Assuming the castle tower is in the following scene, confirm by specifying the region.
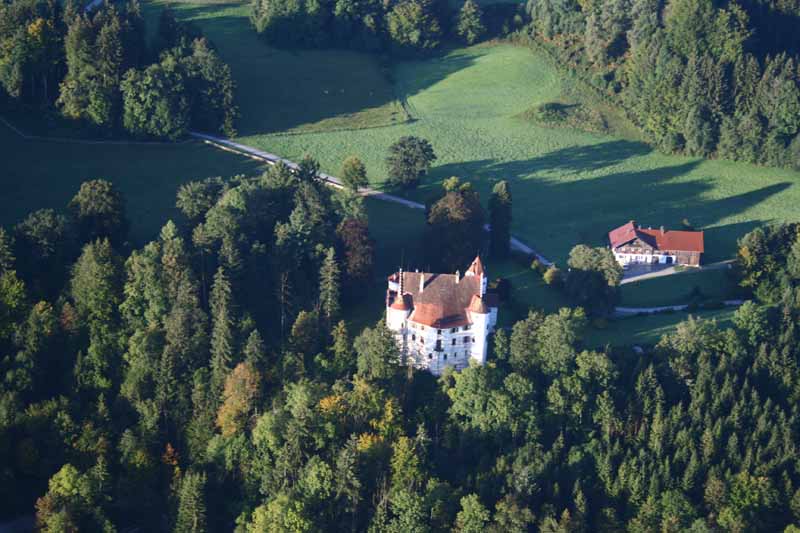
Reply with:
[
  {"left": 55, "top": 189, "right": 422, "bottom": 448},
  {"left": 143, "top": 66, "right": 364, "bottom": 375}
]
[
  {"left": 386, "top": 268, "right": 411, "bottom": 330},
  {"left": 467, "top": 294, "right": 490, "bottom": 366},
  {"left": 466, "top": 255, "right": 488, "bottom": 297}
]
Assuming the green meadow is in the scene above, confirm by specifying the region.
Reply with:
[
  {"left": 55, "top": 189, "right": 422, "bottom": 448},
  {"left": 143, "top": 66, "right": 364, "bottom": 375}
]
[
  {"left": 143, "top": 0, "right": 800, "bottom": 268},
  {"left": 0, "top": 123, "right": 264, "bottom": 244},
  {"left": 3, "top": 0, "right": 793, "bottom": 345},
  {"left": 585, "top": 308, "right": 737, "bottom": 348}
]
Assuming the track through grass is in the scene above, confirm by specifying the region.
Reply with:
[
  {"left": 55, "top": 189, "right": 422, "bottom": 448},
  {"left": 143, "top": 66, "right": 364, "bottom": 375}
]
[{"left": 142, "top": 0, "right": 800, "bottom": 266}]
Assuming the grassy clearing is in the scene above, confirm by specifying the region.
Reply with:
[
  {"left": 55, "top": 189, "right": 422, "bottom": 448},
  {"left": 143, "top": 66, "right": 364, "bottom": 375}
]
[
  {"left": 144, "top": 0, "right": 800, "bottom": 267},
  {"left": 142, "top": 0, "right": 408, "bottom": 135},
  {"left": 619, "top": 268, "right": 741, "bottom": 307},
  {"left": 0, "top": 122, "right": 264, "bottom": 244},
  {"left": 585, "top": 308, "right": 737, "bottom": 348}
]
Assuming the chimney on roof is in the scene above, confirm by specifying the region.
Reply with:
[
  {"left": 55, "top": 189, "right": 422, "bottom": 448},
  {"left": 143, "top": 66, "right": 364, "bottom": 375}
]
[
  {"left": 455, "top": 270, "right": 460, "bottom": 284},
  {"left": 660, "top": 226, "right": 665, "bottom": 235},
  {"left": 419, "top": 274, "right": 425, "bottom": 293}
]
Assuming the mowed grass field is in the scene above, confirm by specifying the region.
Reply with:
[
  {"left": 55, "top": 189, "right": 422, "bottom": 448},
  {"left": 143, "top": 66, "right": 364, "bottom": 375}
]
[
  {"left": 3, "top": 0, "right": 787, "bottom": 346},
  {"left": 619, "top": 268, "right": 741, "bottom": 307},
  {"left": 0, "top": 123, "right": 264, "bottom": 244},
  {"left": 585, "top": 308, "right": 737, "bottom": 348},
  {"left": 147, "top": 0, "right": 800, "bottom": 267}
]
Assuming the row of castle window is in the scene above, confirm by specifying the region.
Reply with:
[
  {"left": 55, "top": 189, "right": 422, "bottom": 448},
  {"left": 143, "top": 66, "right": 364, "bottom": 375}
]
[
  {"left": 411, "top": 334, "right": 473, "bottom": 344},
  {"left": 410, "top": 324, "right": 471, "bottom": 332},
  {"left": 427, "top": 352, "right": 466, "bottom": 360}
]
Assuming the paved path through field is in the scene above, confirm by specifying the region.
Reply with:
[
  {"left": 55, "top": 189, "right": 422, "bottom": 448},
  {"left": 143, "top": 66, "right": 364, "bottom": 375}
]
[
  {"left": 191, "top": 131, "right": 553, "bottom": 264},
  {"left": 192, "top": 131, "right": 750, "bottom": 315}
]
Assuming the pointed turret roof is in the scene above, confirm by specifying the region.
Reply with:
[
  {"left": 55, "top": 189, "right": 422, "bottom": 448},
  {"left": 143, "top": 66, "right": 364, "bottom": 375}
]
[
  {"left": 390, "top": 293, "right": 412, "bottom": 311},
  {"left": 466, "top": 255, "right": 485, "bottom": 277}
]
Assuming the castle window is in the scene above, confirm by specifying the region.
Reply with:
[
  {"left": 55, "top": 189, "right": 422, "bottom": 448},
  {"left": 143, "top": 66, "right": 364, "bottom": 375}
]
[
  {"left": 464, "top": 324, "right": 471, "bottom": 330},
  {"left": 444, "top": 354, "right": 447, "bottom": 360},
  {"left": 412, "top": 335, "right": 416, "bottom": 341},
  {"left": 428, "top": 353, "right": 432, "bottom": 359},
  {"left": 451, "top": 328, "right": 457, "bottom": 333},
  {"left": 437, "top": 329, "right": 442, "bottom": 335},
  {"left": 472, "top": 337, "right": 476, "bottom": 343},
  {"left": 451, "top": 339, "right": 456, "bottom": 345}
]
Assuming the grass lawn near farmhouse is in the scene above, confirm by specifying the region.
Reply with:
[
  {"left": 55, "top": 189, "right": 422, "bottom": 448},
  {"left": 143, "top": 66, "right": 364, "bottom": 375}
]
[
  {"left": 146, "top": 0, "right": 800, "bottom": 267},
  {"left": 585, "top": 308, "right": 737, "bottom": 348},
  {"left": 619, "top": 268, "right": 741, "bottom": 308}
]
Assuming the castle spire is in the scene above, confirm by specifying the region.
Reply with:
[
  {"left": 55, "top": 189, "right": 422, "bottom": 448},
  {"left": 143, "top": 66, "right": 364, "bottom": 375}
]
[{"left": 398, "top": 267, "right": 404, "bottom": 295}]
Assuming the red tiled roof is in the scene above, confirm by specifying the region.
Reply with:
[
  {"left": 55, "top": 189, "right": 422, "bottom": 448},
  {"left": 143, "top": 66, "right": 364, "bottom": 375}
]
[
  {"left": 386, "top": 259, "right": 496, "bottom": 328},
  {"left": 467, "top": 294, "right": 489, "bottom": 314},
  {"left": 390, "top": 293, "right": 412, "bottom": 311},
  {"left": 638, "top": 228, "right": 704, "bottom": 253},
  {"left": 466, "top": 256, "right": 485, "bottom": 277},
  {"left": 608, "top": 221, "right": 637, "bottom": 249},
  {"left": 609, "top": 221, "right": 704, "bottom": 253}
]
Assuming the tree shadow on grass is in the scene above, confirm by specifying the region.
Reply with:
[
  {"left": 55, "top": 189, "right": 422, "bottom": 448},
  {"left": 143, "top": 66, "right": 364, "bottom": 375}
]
[
  {"left": 423, "top": 141, "right": 793, "bottom": 261},
  {"left": 392, "top": 47, "right": 481, "bottom": 102},
  {"left": 160, "top": 3, "right": 479, "bottom": 135}
]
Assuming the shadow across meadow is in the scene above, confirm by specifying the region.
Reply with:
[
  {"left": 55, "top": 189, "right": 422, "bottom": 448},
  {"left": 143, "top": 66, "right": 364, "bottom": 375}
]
[
  {"left": 426, "top": 140, "right": 793, "bottom": 262},
  {"left": 158, "top": 3, "right": 478, "bottom": 135}
]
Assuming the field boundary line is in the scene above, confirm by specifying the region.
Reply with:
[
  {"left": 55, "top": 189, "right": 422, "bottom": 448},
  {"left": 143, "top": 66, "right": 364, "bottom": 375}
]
[
  {"left": 192, "top": 130, "right": 552, "bottom": 263},
  {"left": 0, "top": 115, "right": 192, "bottom": 146},
  {"left": 250, "top": 112, "right": 413, "bottom": 139},
  {"left": 614, "top": 299, "right": 747, "bottom": 317}
]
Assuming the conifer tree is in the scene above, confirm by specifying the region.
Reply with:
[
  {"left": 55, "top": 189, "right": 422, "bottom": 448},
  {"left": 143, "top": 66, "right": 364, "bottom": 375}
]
[
  {"left": 488, "top": 180, "right": 512, "bottom": 259},
  {"left": 186, "top": 369, "right": 215, "bottom": 463},
  {"left": 243, "top": 329, "right": 267, "bottom": 368},
  {"left": 319, "top": 247, "right": 341, "bottom": 329},
  {"left": 455, "top": 0, "right": 485, "bottom": 45},
  {"left": 174, "top": 470, "right": 208, "bottom": 533},
  {"left": 0, "top": 227, "right": 15, "bottom": 273},
  {"left": 210, "top": 266, "right": 235, "bottom": 395}
]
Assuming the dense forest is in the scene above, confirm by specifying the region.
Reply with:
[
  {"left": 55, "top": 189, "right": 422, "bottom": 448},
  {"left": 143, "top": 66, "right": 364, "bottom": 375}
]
[
  {"left": 1, "top": 148, "right": 800, "bottom": 531},
  {"left": 525, "top": 0, "right": 800, "bottom": 168},
  {"left": 0, "top": 0, "right": 237, "bottom": 138},
  {"left": 250, "top": 0, "right": 524, "bottom": 53}
]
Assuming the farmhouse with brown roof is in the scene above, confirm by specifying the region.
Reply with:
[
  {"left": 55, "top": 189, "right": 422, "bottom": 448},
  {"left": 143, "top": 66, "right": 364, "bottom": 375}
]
[
  {"left": 385, "top": 256, "right": 498, "bottom": 375},
  {"left": 609, "top": 221, "right": 704, "bottom": 267}
]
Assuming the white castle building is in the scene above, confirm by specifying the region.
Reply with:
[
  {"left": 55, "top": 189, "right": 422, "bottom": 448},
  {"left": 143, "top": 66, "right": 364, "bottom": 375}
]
[{"left": 385, "top": 256, "right": 498, "bottom": 375}]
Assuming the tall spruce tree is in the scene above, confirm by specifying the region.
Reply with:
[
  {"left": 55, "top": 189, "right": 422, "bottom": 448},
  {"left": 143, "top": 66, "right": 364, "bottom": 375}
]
[
  {"left": 210, "top": 266, "right": 235, "bottom": 395},
  {"left": 174, "top": 470, "right": 208, "bottom": 533},
  {"left": 318, "top": 247, "right": 341, "bottom": 330},
  {"left": 0, "top": 228, "right": 15, "bottom": 273},
  {"left": 488, "top": 180, "right": 512, "bottom": 259}
]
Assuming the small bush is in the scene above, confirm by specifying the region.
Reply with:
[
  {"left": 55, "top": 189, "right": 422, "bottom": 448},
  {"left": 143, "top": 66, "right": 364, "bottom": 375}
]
[{"left": 543, "top": 265, "right": 562, "bottom": 286}]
